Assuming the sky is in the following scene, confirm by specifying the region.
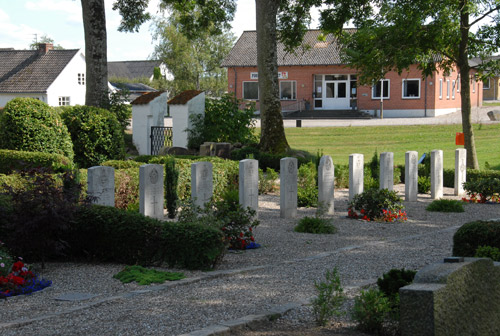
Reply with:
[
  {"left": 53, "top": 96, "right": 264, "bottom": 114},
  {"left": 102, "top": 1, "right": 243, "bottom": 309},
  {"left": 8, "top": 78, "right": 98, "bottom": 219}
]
[{"left": 0, "top": 0, "right": 323, "bottom": 62}]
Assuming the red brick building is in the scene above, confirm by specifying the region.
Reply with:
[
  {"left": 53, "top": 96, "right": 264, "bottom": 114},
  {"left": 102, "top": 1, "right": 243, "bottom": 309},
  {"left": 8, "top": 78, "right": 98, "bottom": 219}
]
[{"left": 221, "top": 30, "right": 482, "bottom": 118}]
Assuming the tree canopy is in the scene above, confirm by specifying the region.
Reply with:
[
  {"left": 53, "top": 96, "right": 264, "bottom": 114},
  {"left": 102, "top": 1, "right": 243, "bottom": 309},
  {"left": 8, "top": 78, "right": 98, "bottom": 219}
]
[{"left": 29, "top": 34, "right": 64, "bottom": 50}]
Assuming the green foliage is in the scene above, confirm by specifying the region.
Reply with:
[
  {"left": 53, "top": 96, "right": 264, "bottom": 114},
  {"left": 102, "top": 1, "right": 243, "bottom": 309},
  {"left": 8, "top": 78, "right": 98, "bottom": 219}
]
[
  {"left": 475, "top": 245, "right": 500, "bottom": 261},
  {"left": 453, "top": 220, "right": 500, "bottom": 257},
  {"left": 311, "top": 268, "right": 345, "bottom": 326},
  {"left": 0, "top": 149, "right": 73, "bottom": 174},
  {"left": 369, "top": 150, "right": 380, "bottom": 180},
  {"left": 377, "top": 268, "right": 416, "bottom": 299},
  {"left": 113, "top": 265, "right": 185, "bottom": 285},
  {"left": 165, "top": 157, "right": 179, "bottom": 219},
  {"left": 295, "top": 214, "right": 337, "bottom": 234},
  {"left": 335, "top": 164, "right": 349, "bottom": 188},
  {"left": 0, "top": 98, "right": 74, "bottom": 160},
  {"left": 107, "top": 88, "right": 132, "bottom": 130},
  {"left": 348, "top": 188, "right": 406, "bottom": 222},
  {"left": 426, "top": 199, "right": 464, "bottom": 212},
  {"left": 0, "top": 242, "right": 13, "bottom": 277},
  {"left": 463, "top": 178, "right": 500, "bottom": 202},
  {"left": 61, "top": 105, "right": 125, "bottom": 168},
  {"left": 418, "top": 176, "right": 431, "bottom": 194},
  {"left": 187, "top": 94, "right": 257, "bottom": 149},
  {"left": 102, "top": 160, "right": 143, "bottom": 169},
  {"left": 258, "top": 168, "right": 278, "bottom": 194},
  {"left": 230, "top": 146, "right": 312, "bottom": 172},
  {"left": 114, "top": 169, "right": 140, "bottom": 211},
  {"left": 297, "top": 161, "right": 318, "bottom": 207},
  {"left": 352, "top": 289, "right": 392, "bottom": 334}
]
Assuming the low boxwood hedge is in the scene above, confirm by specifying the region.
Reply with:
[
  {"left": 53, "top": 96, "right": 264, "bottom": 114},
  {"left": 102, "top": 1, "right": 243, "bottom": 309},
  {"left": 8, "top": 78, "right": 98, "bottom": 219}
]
[
  {"left": 0, "top": 149, "right": 72, "bottom": 174},
  {"left": 453, "top": 220, "right": 500, "bottom": 257}
]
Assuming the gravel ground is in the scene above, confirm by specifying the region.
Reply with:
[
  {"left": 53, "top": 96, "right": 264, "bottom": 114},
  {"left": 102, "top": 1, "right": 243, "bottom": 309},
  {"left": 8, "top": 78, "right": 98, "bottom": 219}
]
[{"left": 1, "top": 186, "right": 499, "bottom": 336}]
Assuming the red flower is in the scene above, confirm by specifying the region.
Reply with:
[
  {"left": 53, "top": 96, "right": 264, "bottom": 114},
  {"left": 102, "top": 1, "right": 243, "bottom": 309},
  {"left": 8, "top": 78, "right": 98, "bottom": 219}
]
[{"left": 12, "top": 261, "right": 24, "bottom": 273}]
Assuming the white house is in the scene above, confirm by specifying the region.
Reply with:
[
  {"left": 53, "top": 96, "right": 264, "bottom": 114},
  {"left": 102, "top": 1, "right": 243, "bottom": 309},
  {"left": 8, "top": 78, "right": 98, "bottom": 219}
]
[{"left": 0, "top": 43, "right": 86, "bottom": 108}]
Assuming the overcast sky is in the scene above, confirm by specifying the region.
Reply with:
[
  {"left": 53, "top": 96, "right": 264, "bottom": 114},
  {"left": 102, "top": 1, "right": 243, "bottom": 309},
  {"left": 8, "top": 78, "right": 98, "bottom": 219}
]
[{"left": 0, "top": 0, "right": 323, "bottom": 61}]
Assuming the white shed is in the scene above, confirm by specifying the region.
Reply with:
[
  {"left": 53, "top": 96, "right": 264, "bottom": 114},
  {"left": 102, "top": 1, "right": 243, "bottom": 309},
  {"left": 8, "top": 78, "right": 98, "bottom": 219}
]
[{"left": 168, "top": 90, "right": 205, "bottom": 148}]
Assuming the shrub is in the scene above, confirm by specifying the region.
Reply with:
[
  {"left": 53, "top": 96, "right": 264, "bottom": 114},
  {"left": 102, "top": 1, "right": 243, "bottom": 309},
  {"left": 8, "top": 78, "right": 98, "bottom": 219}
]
[
  {"left": 187, "top": 93, "right": 258, "bottom": 149},
  {"left": 352, "top": 289, "right": 392, "bottom": 334},
  {"left": 453, "top": 220, "right": 500, "bottom": 257},
  {"left": 114, "top": 169, "right": 139, "bottom": 211},
  {"left": 418, "top": 176, "right": 431, "bottom": 194},
  {"left": 377, "top": 268, "right": 417, "bottom": 299},
  {"left": 102, "top": 160, "right": 143, "bottom": 169},
  {"left": 335, "top": 164, "right": 349, "bottom": 188},
  {"left": 426, "top": 199, "right": 464, "bottom": 212},
  {"left": 475, "top": 245, "right": 500, "bottom": 261},
  {"left": 259, "top": 168, "right": 278, "bottom": 194},
  {"left": 230, "top": 146, "right": 312, "bottom": 172},
  {"left": 295, "top": 216, "right": 337, "bottom": 234},
  {"left": 113, "top": 265, "right": 184, "bottom": 285},
  {"left": 0, "top": 149, "right": 73, "bottom": 174},
  {"left": 61, "top": 105, "right": 125, "bottom": 168},
  {"left": 0, "top": 98, "right": 74, "bottom": 160},
  {"left": 165, "top": 157, "right": 179, "bottom": 219},
  {"left": 368, "top": 150, "right": 380, "bottom": 180},
  {"left": 0, "top": 241, "right": 13, "bottom": 277},
  {"left": 297, "top": 161, "right": 318, "bottom": 207},
  {"left": 70, "top": 205, "right": 226, "bottom": 269},
  {"left": 348, "top": 188, "right": 407, "bottom": 222},
  {"left": 107, "top": 88, "right": 132, "bottom": 130},
  {"left": 312, "top": 268, "right": 345, "bottom": 326},
  {"left": 463, "top": 178, "right": 500, "bottom": 203}
]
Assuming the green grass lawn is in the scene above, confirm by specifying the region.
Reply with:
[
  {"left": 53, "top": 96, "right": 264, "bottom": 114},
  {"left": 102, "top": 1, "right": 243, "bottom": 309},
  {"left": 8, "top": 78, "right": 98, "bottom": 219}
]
[{"left": 284, "top": 123, "right": 500, "bottom": 169}]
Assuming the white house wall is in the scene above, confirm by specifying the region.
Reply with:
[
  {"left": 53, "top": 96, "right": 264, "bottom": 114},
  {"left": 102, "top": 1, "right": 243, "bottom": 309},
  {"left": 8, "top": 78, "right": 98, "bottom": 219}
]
[
  {"left": 0, "top": 93, "right": 48, "bottom": 108},
  {"left": 46, "top": 50, "right": 86, "bottom": 107}
]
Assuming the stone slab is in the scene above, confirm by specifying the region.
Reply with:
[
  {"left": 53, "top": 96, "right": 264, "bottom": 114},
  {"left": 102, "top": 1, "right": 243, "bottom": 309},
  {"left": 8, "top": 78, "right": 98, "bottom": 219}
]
[{"left": 54, "top": 292, "right": 99, "bottom": 302}]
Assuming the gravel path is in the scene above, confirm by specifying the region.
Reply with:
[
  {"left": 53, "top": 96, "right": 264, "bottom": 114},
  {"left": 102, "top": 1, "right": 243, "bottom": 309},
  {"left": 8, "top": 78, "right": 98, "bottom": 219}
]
[{"left": 1, "top": 186, "right": 499, "bottom": 335}]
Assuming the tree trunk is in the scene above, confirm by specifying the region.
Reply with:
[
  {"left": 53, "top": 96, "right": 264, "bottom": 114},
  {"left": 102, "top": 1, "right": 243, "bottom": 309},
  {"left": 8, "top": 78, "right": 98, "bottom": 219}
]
[
  {"left": 255, "top": 0, "right": 289, "bottom": 153},
  {"left": 458, "top": 1, "right": 479, "bottom": 169},
  {"left": 81, "top": 0, "right": 109, "bottom": 108}
]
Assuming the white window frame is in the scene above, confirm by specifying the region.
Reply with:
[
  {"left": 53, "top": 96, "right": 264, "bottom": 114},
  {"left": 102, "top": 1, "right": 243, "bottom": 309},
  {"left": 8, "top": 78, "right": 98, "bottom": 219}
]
[
  {"left": 472, "top": 78, "right": 476, "bottom": 93},
  {"left": 483, "top": 78, "right": 491, "bottom": 90},
  {"left": 402, "top": 79, "right": 421, "bottom": 99},
  {"left": 58, "top": 96, "right": 71, "bottom": 106},
  {"left": 78, "top": 73, "right": 85, "bottom": 85},
  {"left": 446, "top": 79, "right": 450, "bottom": 99},
  {"left": 457, "top": 75, "right": 460, "bottom": 92},
  {"left": 372, "top": 79, "right": 390, "bottom": 99},
  {"left": 452, "top": 80, "right": 456, "bottom": 99},
  {"left": 242, "top": 81, "right": 259, "bottom": 100},
  {"left": 439, "top": 79, "right": 443, "bottom": 99},
  {"left": 279, "top": 80, "right": 297, "bottom": 100}
]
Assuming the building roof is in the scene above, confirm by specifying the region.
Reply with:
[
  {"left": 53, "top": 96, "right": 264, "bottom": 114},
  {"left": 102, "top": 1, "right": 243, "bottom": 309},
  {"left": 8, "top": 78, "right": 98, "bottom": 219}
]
[
  {"left": 131, "top": 91, "right": 166, "bottom": 105},
  {"left": 108, "top": 60, "right": 161, "bottom": 80},
  {"left": 221, "top": 29, "right": 355, "bottom": 67},
  {"left": 0, "top": 49, "right": 80, "bottom": 93},
  {"left": 168, "top": 90, "right": 203, "bottom": 105}
]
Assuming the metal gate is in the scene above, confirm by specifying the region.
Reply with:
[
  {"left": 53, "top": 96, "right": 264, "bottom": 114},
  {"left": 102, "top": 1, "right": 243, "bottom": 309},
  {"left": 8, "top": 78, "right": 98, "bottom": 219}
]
[{"left": 150, "top": 126, "right": 173, "bottom": 155}]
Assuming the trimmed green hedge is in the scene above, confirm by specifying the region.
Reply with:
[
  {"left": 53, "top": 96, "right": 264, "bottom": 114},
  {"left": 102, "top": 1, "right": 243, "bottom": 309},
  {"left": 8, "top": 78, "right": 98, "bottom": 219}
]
[
  {"left": 0, "top": 149, "right": 72, "bottom": 174},
  {"left": 453, "top": 220, "right": 500, "bottom": 257},
  {"left": 230, "top": 146, "right": 311, "bottom": 171},
  {"left": 68, "top": 205, "right": 226, "bottom": 269},
  {"left": 102, "top": 160, "right": 143, "bottom": 169}
]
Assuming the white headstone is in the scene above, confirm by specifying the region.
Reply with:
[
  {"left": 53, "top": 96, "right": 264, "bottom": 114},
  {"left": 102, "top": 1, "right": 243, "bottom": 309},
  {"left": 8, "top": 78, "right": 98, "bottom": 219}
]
[
  {"left": 431, "top": 150, "right": 444, "bottom": 199},
  {"left": 318, "top": 155, "right": 335, "bottom": 214},
  {"left": 349, "top": 154, "right": 364, "bottom": 201},
  {"left": 139, "top": 164, "right": 164, "bottom": 219},
  {"left": 280, "top": 157, "right": 297, "bottom": 218},
  {"left": 239, "top": 159, "right": 259, "bottom": 215},
  {"left": 405, "top": 151, "right": 418, "bottom": 202},
  {"left": 88, "top": 166, "right": 115, "bottom": 206},
  {"left": 191, "top": 161, "right": 213, "bottom": 208},
  {"left": 379, "top": 152, "right": 394, "bottom": 191},
  {"left": 455, "top": 148, "right": 467, "bottom": 196}
]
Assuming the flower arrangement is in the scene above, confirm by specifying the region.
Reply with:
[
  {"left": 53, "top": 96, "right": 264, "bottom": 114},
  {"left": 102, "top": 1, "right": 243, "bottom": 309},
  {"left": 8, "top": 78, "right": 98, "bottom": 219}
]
[
  {"left": 348, "top": 189, "right": 407, "bottom": 222},
  {"left": 0, "top": 258, "right": 52, "bottom": 299},
  {"left": 462, "top": 193, "right": 500, "bottom": 204}
]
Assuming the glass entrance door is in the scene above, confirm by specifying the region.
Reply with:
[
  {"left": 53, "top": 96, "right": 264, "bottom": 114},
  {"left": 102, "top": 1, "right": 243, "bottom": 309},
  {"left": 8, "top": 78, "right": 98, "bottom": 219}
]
[{"left": 314, "top": 75, "right": 350, "bottom": 110}]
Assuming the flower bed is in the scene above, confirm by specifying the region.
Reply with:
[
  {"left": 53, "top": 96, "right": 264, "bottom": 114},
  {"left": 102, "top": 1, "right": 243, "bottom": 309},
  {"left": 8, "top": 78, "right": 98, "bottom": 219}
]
[{"left": 0, "top": 260, "right": 52, "bottom": 299}]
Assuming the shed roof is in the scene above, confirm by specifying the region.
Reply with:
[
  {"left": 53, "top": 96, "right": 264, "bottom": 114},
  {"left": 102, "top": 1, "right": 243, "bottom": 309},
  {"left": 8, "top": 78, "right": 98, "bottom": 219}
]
[
  {"left": 168, "top": 90, "right": 203, "bottom": 105},
  {"left": 108, "top": 60, "right": 161, "bottom": 80}
]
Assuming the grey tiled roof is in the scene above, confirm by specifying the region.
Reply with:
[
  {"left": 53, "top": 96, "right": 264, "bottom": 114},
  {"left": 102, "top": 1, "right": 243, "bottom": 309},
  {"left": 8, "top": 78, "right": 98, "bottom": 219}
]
[
  {"left": 108, "top": 60, "right": 161, "bottom": 80},
  {"left": 0, "top": 49, "right": 80, "bottom": 93},
  {"left": 221, "top": 29, "right": 355, "bottom": 67}
]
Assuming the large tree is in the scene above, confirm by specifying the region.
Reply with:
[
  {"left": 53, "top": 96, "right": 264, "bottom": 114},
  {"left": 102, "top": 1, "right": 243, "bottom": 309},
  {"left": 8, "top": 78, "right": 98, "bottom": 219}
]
[
  {"left": 151, "top": 12, "right": 235, "bottom": 97},
  {"left": 319, "top": 0, "right": 500, "bottom": 169}
]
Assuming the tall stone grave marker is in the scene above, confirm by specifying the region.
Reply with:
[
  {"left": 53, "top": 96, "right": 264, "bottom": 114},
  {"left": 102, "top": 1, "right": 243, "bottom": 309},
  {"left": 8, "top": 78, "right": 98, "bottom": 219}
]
[
  {"left": 191, "top": 161, "right": 213, "bottom": 208},
  {"left": 139, "top": 164, "right": 164, "bottom": 219},
  {"left": 349, "top": 154, "right": 364, "bottom": 201},
  {"left": 379, "top": 152, "right": 394, "bottom": 191},
  {"left": 88, "top": 166, "right": 115, "bottom": 206},
  {"left": 405, "top": 151, "right": 418, "bottom": 202},
  {"left": 455, "top": 148, "right": 467, "bottom": 196},
  {"left": 239, "top": 159, "right": 259, "bottom": 215},
  {"left": 431, "top": 150, "right": 443, "bottom": 199},
  {"left": 318, "top": 155, "right": 335, "bottom": 214},
  {"left": 280, "top": 157, "right": 297, "bottom": 218}
]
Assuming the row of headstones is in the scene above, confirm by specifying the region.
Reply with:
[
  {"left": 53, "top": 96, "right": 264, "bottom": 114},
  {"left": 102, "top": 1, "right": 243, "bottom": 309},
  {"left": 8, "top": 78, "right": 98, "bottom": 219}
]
[{"left": 87, "top": 148, "right": 467, "bottom": 220}]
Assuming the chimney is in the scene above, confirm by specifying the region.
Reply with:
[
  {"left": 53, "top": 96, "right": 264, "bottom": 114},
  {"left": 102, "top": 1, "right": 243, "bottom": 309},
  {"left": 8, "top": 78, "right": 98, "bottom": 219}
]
[{"left": 38, "top": 43, "right": 54, "bottom": 54}]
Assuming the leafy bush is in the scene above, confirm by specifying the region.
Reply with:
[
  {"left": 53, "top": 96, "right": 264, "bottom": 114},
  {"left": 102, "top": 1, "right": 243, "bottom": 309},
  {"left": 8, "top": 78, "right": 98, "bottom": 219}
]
[
  {"left": 107, "top": 88, "right": 132, "bottom": 130},
  {"left": 295, "top": 216, "right": 337, "bottom": 234},
  {"left": 426, "top": 199, "right": 464, "bottom": 212},
  {"left": 61, "top": 105, "right": 125, "bottom": 168},
  {"left": 113, "top": 265, "right": 184, "bottom": 285},
  {"left": 453, "top": 220, "right": 500, "bottom": 257},
  {"left": 0, "top": 168, "right": 85, "bottom": 267},
  {"left": 259, "top": 168, "right": 278, "bottom": 194},
  {"left": 312, "top": 268, "right": 345, "bottom": 326},
  {"left": 0, "top": 98, "right": 74, "bottom": 160},
  {"left": 352, "top": 289, "right": 392, "bottom": 334},
  {"left": 377, "top": 268, "right": 416, "bottom": 299},
  {"left": 187, "top": 93, "right": 258, "bottom": 149},
  {"left": 297, "top": 161, "right": 318, "bottom": 207},
  {"left": 0, "top": 149, "right": 73, "bottom": 174},
  {"left": 230, "top": 146, "right": 312, "bottom": 172},
  {"left": 475, "top": 245, "right": 500, "bottom": 261},
  {"left": 165, "top": 157, "right": 179, "bottom": 219},
  {"left": 463, "top": 178, "right": 500, "bottom": 203},
  {"left": 418, "top": 176, "right": 431, "bottom": 194},
  {"left": 102, "top": 160, "right": 143, "bottom": 169},
  {"left": 114, "top": 169, "right": 139, "bottom": 211},
  {"left": 348, "top": 189, "right": 407, "bottom": 222},
  {"left": 0, "top": 241, "right": 13, "bottom": 277},
  {"left": 368, "top": 150, "right": 380, "bottom": 180}
]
